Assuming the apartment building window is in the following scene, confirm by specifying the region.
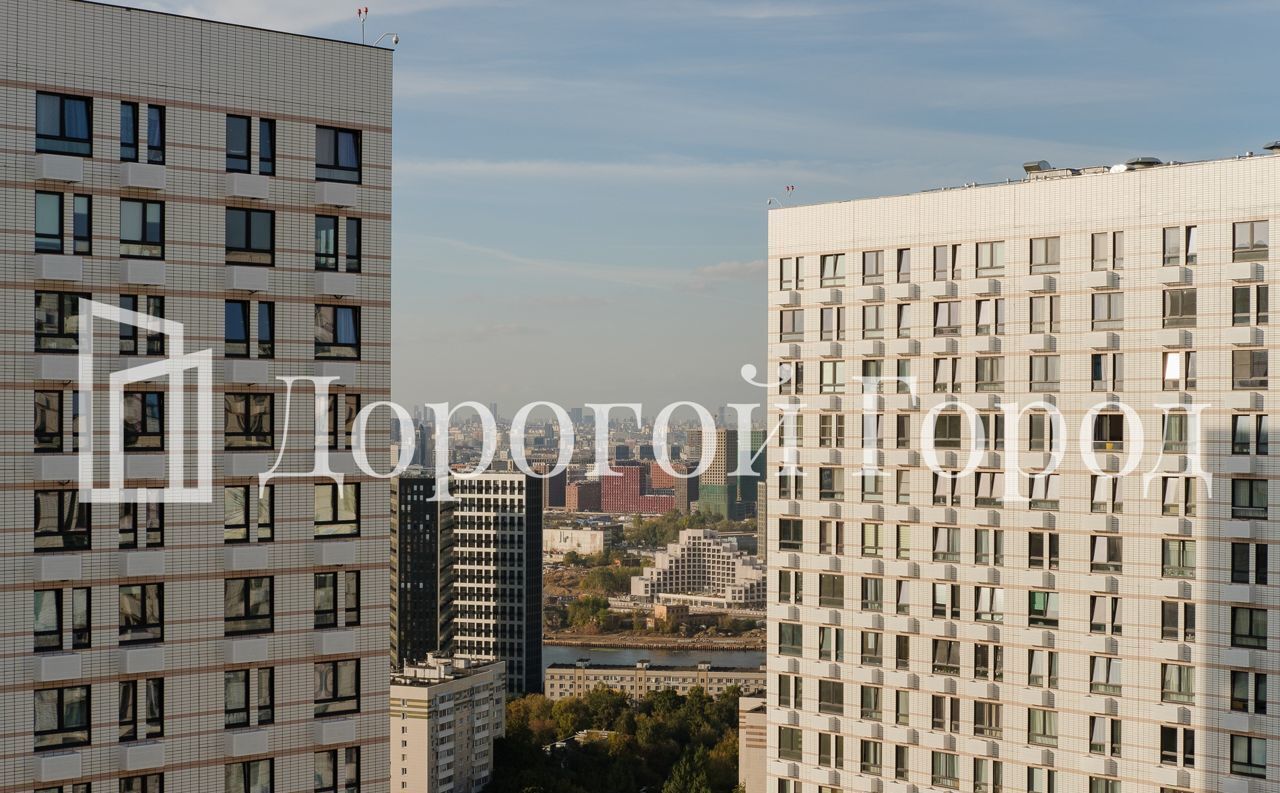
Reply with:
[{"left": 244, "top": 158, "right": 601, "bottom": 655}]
[
  {"left": 225, "top": 669, "right": 276, "bottom": 728},
  {"left": 778, "top": 727, "right": 803, "bottom": 761},
  {"left": 315, "top": 571, "right": 361, "bottom": 628},
  {"left": 224, "top": 576, "right": 274, "bottom": 635},
  {"left": 119, "top": 583, "right": 163, "bottom": 644},
  {"left": 778, "top": 257, "right": 800, "bottom": 289},
  {"left": 1232, "top": 606, "right": 1268, "bottom": 649},
  {"left": 1090, "top": 475, "right": 1122, "bottom": 513},
  {"left": 1230, "top": 671, "right": 1267, "bottom": 714},
  {"left": 858, "top": 576, "right": 880, "bottom": 610},
  {"left": 862, "top": 471, "right": 884, "bottom": 502},
  {"left": 35, "top": 391, "right": 64, "bottom": 452},
  {"left": 777, "top": 569, "right": 800, "bottom": 604},
  {"left": 315, "top": 305, "right": 361, "bottom": 359},
  {"left": 975, "top": 356, "right": 1003, "bottom": 391},
  {"left": 1092, "top": 413, "right": 1125, "bottom": 451},
  {"left": 932, "top": 413, "right": 961, "bottom": 450},
  {"left": 814, "top": 306, "right": 843, "bottom": 341},
  {"left": 316, "top": 216, "right": 339, "bottom": 269},
  {"left": 974, "top": 701, "right": 1002, "bottom": 738},
  {"left": 1160, "top": 663, "right": 1193, "bottom": 703},
  {"left": 778, "top": 467, "right": 803, "bottom": 500},
  {"left": 1027, "top": 531, "right": 1058, "bottom": 571},
  {"left": 819, "top": 360, "right": 845, "bottom": 394},
  {"left": 1234, "top": 349, "right": 1269, "bottom": 389},
  {"left": 974, "top": 586, "right": 1004, "bottom": 622},
  {"left": 1162, "top": 351, "right": 1197, "bottom": 391},
  {"left": 123, "top": 391, "right": 164, "bottom": 451},
  {"left": 1162, "top": 601, "right": 1196, "bottom": 641},
  {"left": 974, "top": 643, "right": 1003, "bottom": 681},
  {"left": 119, "top": 502, "right": 164, "bottom": 549},
  {"left": 224, "top": 301, "right": 251, "bottom": 357},
  {"left": 930, "top": 245, "right": 947, "bottom": 280},
  {"left": 931, "top": 751, "right": 959, "bottom": 789},
  {"left": 818, "top": 679, "right": 845, "bottom": 715},
  {"left": 1160, "top": 726, "right": 1194, "bottom": 767},
  {"left": 1162, "top": 288, "right": 1196, "bottom": 328},
  {"left": 778, "top": 673, "right": 801, "bottom": 708},
  {"left": 316, "top": 126, "right": 362, "bottom": 183},
  {"left": 860, "top": 304, "right": 880, "bottom": 339},
  {"left": 819, "top": 732, "right": 846, "bottom": 769},
  {"left": 894, "top": 634, "right": 910, "bottom": 670},
  {"left": 315, "top": 747, "right": 360, "bottom": 793},
  {"left": 778, "top": 622, "right": 802, "bottom": 656},
  {"left": 120, "top": 199, "right": 164, "bottom": 258},
  {"left": 34, "top": 588, "right": 90, "bottom": 651},
  {"left": 121, "top": 775, "right": 163, "bottom": 793},
  {"left": 933, "top": 357, "right": 959, "bottom": 393},
  {"left": 932, "top": 694, "right": 959, "bottom": 732},
  {"left": 1232, "top": 478, "right": 1268, "bottom": 519},
  {"left": 778, "top": 361, "right": 801, "bottom": 395},
  {"left": 226, "top": 208, "right": 274, "bottom": 265},
  {"left": 226, "top": 760, "right": 272, "bottom": 793},
  {"left": 36, "top": 92, "right": 92, "bottom": 156},
  {"left": 895, "top": 413, "right": 911, "bottom": 449},
  {"left": 315, "top": 483, "right": 359, "bottom": 537},
  {"left": 893, "top": 524, "right": 911, "bottom": 560},
  {"left": 932, "top": 640, "right": 959, "bottom": 676},
  {"left": 895, "top": 469, "right": 911, "bottom": 504},
  {"left": 1091, "top": 353, "right": 1123, "bottom": 391},
  {"left": 35, "top": 191, "right": 64, "bottom": 251},
  {"left": 1230, "top": 735, "right": 1267, "bottom": 778},
  {"left": 119, "top": 678, "right": 163, "bottom": 741},
  {"left": 860, "top": 250, "right": 883, "bottom": 284},
  {"left": 933, "top": 301, "right": 959, "bottom": 335},
  {"left": 1089, "top": 778, "right": 1120, "bottom": 793},
  {"left": 932, "top": 527, "right": 959, "bottom": 562},
  {"left": 1029, "top": 294, "right": 1059, "bottom": 333},
  {"left": 1026, "top": 411, "right": 1054, "bottom": 452},
  {"left": 36, "top": 291, "right": 89, "bottom": 353},
  {"left": 817, "top": 626, "right": 843, "bottom": 661},
  {"left": 818, "top": 413, "right": 844, "bottom": 448},
  {"left": 1028, "top": 708, "right": 1058, "bottom": 746},
  {"left": 35, "top": 489, "right": 90, "bottom": 551},
  {"left": 1028, "top": 649, "right": 1058, "bottom": 688},
  {"left": 1029, "top": 236, "right": 1060, "bottom": 273},
  {"left": 1029, "top": 355, "right": 1060, "bottom": 391},
  {"left": 224, "top": 394, "right": 273, "bottom": 449},
  {"left": 1029, "top": 590, "right": 1058, "bottom": 627},
  {"left": 854, "top": 739, "right": 875, "bottom": 774},
  {"left": 1088, "top": 535, "right": 1122, "bottom": 572},
  {"left": 820, "top": 519, "right": 845, "bottom": 554},
  {"left": 932, "top": 583, "right": 959, "bottom": 620},
  {"left": 1027, "top": 768, "right": 1057, "bottom": 793},
  {"left": 975, "top": 759, "right": 1003, "bottom": 793},
  {"left": 1163, "top": 225, "right": 1198, "bottom": 265},
  {"left": 1161, "top": 538, "right": 1196, "bottom": 578},
  {"left": 975, "top": 298, "right": 1005, "bottom": 335},
  {"left": 858, "top": 631, "right": 880, "bottom": 665},
  {"left": 1091, "top": 292, "right": 1124, "bottom": 330},
  {"left": 895, "top": 248, "right": 910, "bottom": 281},
  {"left": 1232, "top": 542, "right": 1269, "bottom": 584},
  {"left": 34, "top": 684, "right": 90, "bottom": 750},
  {"left": 894, "top": 303, "right": 911, "bottom": 338},
  {"left": 315, "top": 659, "right": 360, "bottom": 716},
  {"left": 974, "top": 471, "right": 1005, "bottom": 508},
  {"left": 1091, "top": 231, "right": 1123, "bottom": 269},
  {"left": 778, "top": 518, "right": 802, "bottom": 550},
  {"left": 119, "top": 295, "right": 165, "bottom": 355},
  {"left": 1088, "top": 656, "right": 1122, "bottom": 695},
  {"left": 895, "top": 579, "right": 909, "bottom": 613},
  {"left": 976, "top": 241, "right": 1005, "bottom": 275},
  {"left": 1027, "top": 474, "right": 1060, "bottom": 510},
  {"left": 1233, "top": 220, "right": 1269, "bottom": 262},
  {"left": 259, "top": 119, "right": 276, "bottom": 175},
  {"left": 974, "top": 528, "right": 1003, "bottom": 565},
  {"left": 1233, "top": 285, "right": 1270, "bottom": 325},
  {"left": 1090, "top": 595, "right": 1121, "bottom": 634},
  {"left": 226, "top": 115, "right": 252, "bottom": 172},
  {"left": 145, "top": 106, "right": 165, "bottom": 164},
  {"left": 327, "top": 393, "right": 360, "bottom": 450}
]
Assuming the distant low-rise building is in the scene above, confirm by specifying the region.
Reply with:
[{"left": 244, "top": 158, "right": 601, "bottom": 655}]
[
  {"left": 631, "top": 528, "right": 767, "bottom": 609},
  {"left": 566, "top": 479, "right": 601, "bottom": 511},
  {"left": 601, "top": 460, "right": 674, "bottom": 514},
  {"left": 544, "top": 660, "right": 763, "bottom": 700},
  {"left": 390, "top": 657, "right": 506, "bottom": 793},
  {"left": 543, "top": 517, "right": 623, "bottom": 556}
]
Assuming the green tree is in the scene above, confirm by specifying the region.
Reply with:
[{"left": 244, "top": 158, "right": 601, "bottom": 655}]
[
  {"left": 551, "top": 696, "right": 591, "bottom": 739},
  {"left": 662, "top": 747, "right": 712, "bottom": 793}
]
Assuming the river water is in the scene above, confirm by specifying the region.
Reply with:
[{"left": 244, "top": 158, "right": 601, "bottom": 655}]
[{"left": 543, "top": 644, "right": 766, "bottom": 670}]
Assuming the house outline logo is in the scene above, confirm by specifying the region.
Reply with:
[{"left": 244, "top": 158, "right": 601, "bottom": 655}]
[{"left": 76, "top": 298, "right": 214, "bottom": 504}]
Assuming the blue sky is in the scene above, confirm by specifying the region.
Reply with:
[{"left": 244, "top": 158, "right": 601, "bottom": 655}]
[{"left": 146, "top": 0, "right": 1280, "bottom": 413}]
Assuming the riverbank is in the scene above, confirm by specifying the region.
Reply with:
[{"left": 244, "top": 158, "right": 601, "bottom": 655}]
[{"left": 544, "top": 631, "right": 765, "bottom": 651}]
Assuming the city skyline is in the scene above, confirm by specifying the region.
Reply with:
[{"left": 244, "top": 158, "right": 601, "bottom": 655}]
[{"left": 140, "top": 0, "right": 1280, "bottom": 409}]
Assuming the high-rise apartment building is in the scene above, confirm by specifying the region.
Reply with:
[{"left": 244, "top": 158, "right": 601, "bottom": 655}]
[
  {"left": 766, "top": 154, "right": 1279, "bottom": 793},
  {"left": 390, "top": 657, "right": 506, "bottom": 793},
  {"left": 3, "top": 3, "right": 392, "bottom": 792},
  {"left": 391, "top": 470, "right": 456, "bottom": 670},
  {"left": 450, "top": 472, "right": 544, "bottom": 694}
]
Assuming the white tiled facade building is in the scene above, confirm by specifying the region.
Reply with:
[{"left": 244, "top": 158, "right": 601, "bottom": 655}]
[
  {"left": 631, "top": 527, "right": 767, "bottom": 609},
  {"left": 765, "top": 154, "right": 1280, "bottom": 793},
  {"left": 390, "top": 658, "right": 506, "bottom": 793},
  {"left": 2, "top": 2, "right": 392, "bottom": 793}
]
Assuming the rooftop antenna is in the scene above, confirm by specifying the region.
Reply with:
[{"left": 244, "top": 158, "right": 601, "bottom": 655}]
[
  {"left": 766, "top": 185, "right": 797, "bottom": 208},
  {"left": 357, "top": 6, "right": 369, "bottom": 44}
]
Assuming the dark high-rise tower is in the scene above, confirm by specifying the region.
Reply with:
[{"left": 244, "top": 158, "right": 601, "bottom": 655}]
[{"left": 390, "top": 471, "right": 455, "bottom": 669}]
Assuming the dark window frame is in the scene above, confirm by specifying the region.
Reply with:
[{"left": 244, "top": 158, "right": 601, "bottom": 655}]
[{"left": 36, "top": 92, "right": 93, "bottom": 157}]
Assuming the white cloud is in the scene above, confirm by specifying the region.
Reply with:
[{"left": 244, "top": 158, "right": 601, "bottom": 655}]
[
  {"left": 134, "top": 0, "right": 486, "bottom": 35},
  {"left": 690, "top": 259, "right": 766, "bottom": 289}
]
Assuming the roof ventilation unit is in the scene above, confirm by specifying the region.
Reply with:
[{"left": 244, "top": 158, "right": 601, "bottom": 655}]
[
  {"left": 1023, "top": 160, "right": 1052, "bottom": 174},
  {"left": 1124, "top": 156, "right": 1162, "bottom": 169}
]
